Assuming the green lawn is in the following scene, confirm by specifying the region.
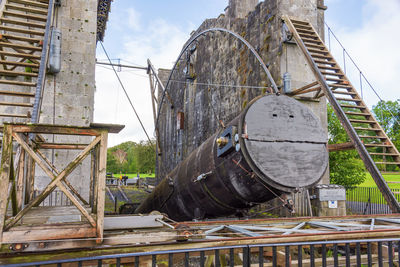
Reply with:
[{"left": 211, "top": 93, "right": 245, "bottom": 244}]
[
  {"left": 359, "top": 173, "right": 400, "bottom": 189},
  {"left": 111, "top": 173, "right": 155, "bottom": 179}
]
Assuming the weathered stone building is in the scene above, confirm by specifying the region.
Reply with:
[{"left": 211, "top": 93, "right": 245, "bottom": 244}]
[{"left": 157, "top": 0, "right": 329, "bottom": 187}]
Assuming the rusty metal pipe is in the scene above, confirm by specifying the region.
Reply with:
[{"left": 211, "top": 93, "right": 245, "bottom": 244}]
[{"left": 136, "top": 95, "right": 328, "bottom": 221}]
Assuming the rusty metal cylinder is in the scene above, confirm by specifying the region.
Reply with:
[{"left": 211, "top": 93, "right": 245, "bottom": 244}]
[{"left": 135, "top": 94, "right": 328, "bottom": 221}]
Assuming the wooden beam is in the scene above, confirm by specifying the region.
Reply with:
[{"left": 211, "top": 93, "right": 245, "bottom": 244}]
[
  {"left": 4, "top": 134, "right": 101, "bottom": 230},
  {"left": 287, "top": 81, "right": 319, "bottom": 96},
  {"left": 0, "top": 125, "right": 13, "bottom": 245},
  {"left": 16, "top": 149, "right": 25, "bottom": 211},
  {"left": 96, "top": 131, "right": 108, "bottom": 243},
  {"left": 10, "top": 124, "right": 101, "bottom": 136},
  {"left": 328, "top": 142, "right": 355, "bottom": 152},
  {"left": 37, "top": 143, "right": 88, "bottom": 150},
  {"left": 35, "top": 148, "right": 89, "bottom": 206}
]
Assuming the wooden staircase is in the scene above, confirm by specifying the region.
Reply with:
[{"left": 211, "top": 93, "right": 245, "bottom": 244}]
[
  {"left": 283, "top": 16, "right": 400, "bottom": 213},
  {"left": 0, "top": 0, "right": 52, "bottom": 126}
]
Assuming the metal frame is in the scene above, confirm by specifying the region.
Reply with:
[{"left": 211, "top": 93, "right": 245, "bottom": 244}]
[
  {"left": 31, "top": 0, "right": 55, "bottom": 124},
  {"left": 3, "top": 237, "right": 400, "bottom": 267}
]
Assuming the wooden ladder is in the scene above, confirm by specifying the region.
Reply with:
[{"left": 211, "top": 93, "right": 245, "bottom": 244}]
[
  {"left": 283, "top": 16, "right": 400, "bottom": 212},
  {"left": 0, "top": 0, "right": 51, "bottom": 126}
]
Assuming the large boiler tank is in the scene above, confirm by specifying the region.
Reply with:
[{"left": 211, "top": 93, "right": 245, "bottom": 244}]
[{"left": 136, "top": 94, "right": 328, "bottom": 221}]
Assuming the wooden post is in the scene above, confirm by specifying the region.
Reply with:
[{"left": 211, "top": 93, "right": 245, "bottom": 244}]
[
  {"left": 16, "top": 149, "right": 25, "bottom": 211},
  {"left": 96, "top": 130, "right": 108, "bottom": 243},
  {"left": 0, "top": 125, "right": 13, "bottom": 244},
  {"left": 25, "top": 156, "right": 36, "bottom": 205}
]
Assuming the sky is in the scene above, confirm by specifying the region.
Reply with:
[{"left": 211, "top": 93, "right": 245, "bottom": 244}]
[{"left": 94, "top": 0, "right": 400, "bottom": 147}]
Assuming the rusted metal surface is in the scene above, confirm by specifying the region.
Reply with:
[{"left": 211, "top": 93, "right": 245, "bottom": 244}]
[{"left": 136, "top": 95, "right": 328, "bottom": 221}]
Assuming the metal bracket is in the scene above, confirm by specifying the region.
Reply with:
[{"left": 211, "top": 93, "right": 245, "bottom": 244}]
[{"left": 217, "top": 126, "right": 237, "bottom": 157}]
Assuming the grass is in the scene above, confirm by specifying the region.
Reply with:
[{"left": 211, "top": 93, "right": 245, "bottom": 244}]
[
  {"left": 346, "top": 172, "right": 400, "bottom": 204},
  {"left": 111, "top": 173, "right": 155, "bottom": 179},
  {"left": 359, "top": 173, "right": 400, "bottom": 189}
]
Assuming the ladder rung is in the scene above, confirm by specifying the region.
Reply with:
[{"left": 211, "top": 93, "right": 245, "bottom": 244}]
[
  {"left": 0, "top": 90, "right": 35, "bottom": 97},
  {"left": 326, "top": 77, "right": 347, "bottom": 83},
  {"left": 335, "top": 97, "right": 362, "bottom": 102},
  {"left": 0, "top": 101, "right": 33, "bottom": 107},
  {"left": 291, "top": 19, "right": 310, "bottom": 26},
  {"left": 299, "top": 33, "right": 319, "bottom": 39},
  {"left": 1, "top": 33, "right": 42, "bottom": 43},
  {"left": 345, "top": 111, "right": 369, "bottom": 116},
  {"left": 302, "top": 37, "right": 323, "bottom": 44},
  {"left": 354, "top": 127, "right": 381, "bottom": 132},
  {"left": 321, "top": 71, "right": 343, "bottom": 77},
  {"left": 0, "top": 25, "right": 44, "bottom": 36},
  {"left": 2, "top": 10, "right": 47, "bottom": 22},
  {"left": 308, "top": 48, "right": 329, "bottom": 54},
  {"left": 8, "top": 0, "right": 49, "bottom": 9},
  {"left": 0, "top": 41, "right": 42, "bottom": 51},
  {"left": 0, "top": 113, "right": 29, "bottom": 118},
  {"left": 375, "top": 162, "right": 400, "bottom": 165},
  {"left": 0, "top": 50, "right": 41, "bottom": 59},
  {"left": 6, "top": 4, "right": 48, "bottom": 15},
  {"left": 311, "top": 54, "right": 333, "bottom": 60},
  {"left": 314, "top": 59, "right": 336, "bottom": 65},
  {"left": 0, "top": 79, "right": 36, "bottom": 86},
  {"left": 341, "top": 104, "right": 367, "bottom": 109},
  {"left": 292, "top": 23, "right": 312, "bottom": 30},
  {"left": 349, "top": 119, "right": 376, "bottom": 124},
  {"left": 330, "top": 84, "right": 353, "bottom": 89},
  {"left": 333, "top": 91, "right": 357, "bottom": 96},
  {"left": 370, "top": 153, "right": 399, "bottom": 156},
  {"left": 0, "top": 18, "right": 46, "bottom": 29},
  {"left": 318, "top": 65, "right": 340, "bottom": 71},
  {"left": 0, "top": 69, "right": 38, "bottom": 77},
  {"left": 305, "top": 43, "right": 325, "bottom": 50},
  {"left": 364, "top": 143, "right": 391, "bottom": 147},
  {"left": 359, "top": 135, "right": 388, "bottom": 139},
  {"left": 0, "top": 60, "right": 39, "bottom": 68},
  {"left": 297, "top": 28, "right": 316, "bottom": 35}
]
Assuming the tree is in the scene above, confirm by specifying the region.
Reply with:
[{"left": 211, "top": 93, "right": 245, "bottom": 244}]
[
  {"left": 372, "top": 99, "right": 400, "bottom": 150},
  {"left": 113, "top": 149, "right": 127, "bottom": 173},
  {"left": 327, "top": 104, "right": 366, "bottom": 188}
]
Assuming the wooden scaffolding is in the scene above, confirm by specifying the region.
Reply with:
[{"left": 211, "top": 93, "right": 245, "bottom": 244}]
[{"left": 0, "top": 123, "right": 123, "bottom": 246}]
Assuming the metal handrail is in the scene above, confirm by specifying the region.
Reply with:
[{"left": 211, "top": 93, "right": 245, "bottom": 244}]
[{"left": 31, "top": 0, "right": 56, "bottom": 123}]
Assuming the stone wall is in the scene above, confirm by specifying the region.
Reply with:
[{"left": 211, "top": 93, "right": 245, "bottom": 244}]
[
  {"left": 157, "top": 0, "right": 329, "bottom": 187},
  {"left": 34, "top": 0, "right": 98, "bottom": 199}
]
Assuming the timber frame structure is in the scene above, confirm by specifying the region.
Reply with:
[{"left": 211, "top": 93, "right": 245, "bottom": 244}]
[{"left": 0, "top": 123, "right": 123, "bottom": 246}]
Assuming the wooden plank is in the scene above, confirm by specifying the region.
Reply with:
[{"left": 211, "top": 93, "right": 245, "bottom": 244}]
[
  {"left": 0, "top": 41, "right": 42, "bottom": 51},
  {"left": 0, "top": 25, "right": 44, "bottom": 36},
  {"left": 0, "top": 113, "right": 29, "bottom": 118},
  {"left": 10, "top": 124, "right": 102, "bottom": 136},
  {"left": 0, "top": 101, "right": 33, "bottom": 107},
  {"left": 16, "top": 149, "right": 25, "bottom": 211},
  {"left": 2, "top": 10, "right": 48, "bottom": 22},
  {"left": 288, "top": 81, "right": 319, "bottom": 95},
  {"left": 0, "top": 60, "right": 39, "bottom": 67},
  {"left": 0, "top": 18, "right": 46, "bottom": 29},
  {"left": 37, "top": 143, "right": 88, "bottom": 150},
  {"left": 0, "top": 69, "right": 38, "bottom": 77},
  {"left": 4, "top": 133, "right": 101, "bottom": 230},
  {"left": 0, "top": 126, "right": 13, "bottom": 245},
  {"left": 5, "top": 4, "right": 48, "bottom": 15},
  {"left": 328, "top": 142, "right": 355, "bottom": 152},
  {"left": 0, "top": 79, "right": 36, "bottom": 87},
  {"left": 8, "top": 0, "right": 49, "bottom": 9},
  {"left": 1, "top": 33, "right": 42, "bottom": 43},
  {"left": 2, "top": 223, "right": 96, "bottom": 243},
  {"left": 96, "top": 131, "right": 108, "bottom": 243}
]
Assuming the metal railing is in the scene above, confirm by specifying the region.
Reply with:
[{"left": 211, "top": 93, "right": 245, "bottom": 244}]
[
  {"left": 5, "top": 237, "right": 400, "bottom": 266},
  {"left": 346, "top": 186, "right": 400, "bottom": 215}
]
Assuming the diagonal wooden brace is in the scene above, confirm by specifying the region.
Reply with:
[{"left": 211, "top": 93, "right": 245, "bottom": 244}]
[
  {"left": 35, "top": 148, "right": 89, "bottom": 206},
  {"left": 4, "top": 134, "right": 101, "bottom": 230}
]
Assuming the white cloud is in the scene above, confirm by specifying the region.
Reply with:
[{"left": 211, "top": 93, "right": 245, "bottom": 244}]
[
  {"left": 95, "top": 11, "right": 190, "bottom": 147},
  {"left": 326, "top": 0, "right": 400, "bottom": 106},
  {"left": 127, "top": 8, "right": 141, "bottom": 31}
]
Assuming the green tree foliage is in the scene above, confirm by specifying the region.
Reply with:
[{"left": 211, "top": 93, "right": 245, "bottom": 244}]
[
  {"left": 106, "top": 140, "right": 156, "bottom": 174},
  {"left": 328, "top": 104, "right": 366, "bottom": 188},
  {"left": 372, "top": 99, "right": 400, "bottom": 150}
]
